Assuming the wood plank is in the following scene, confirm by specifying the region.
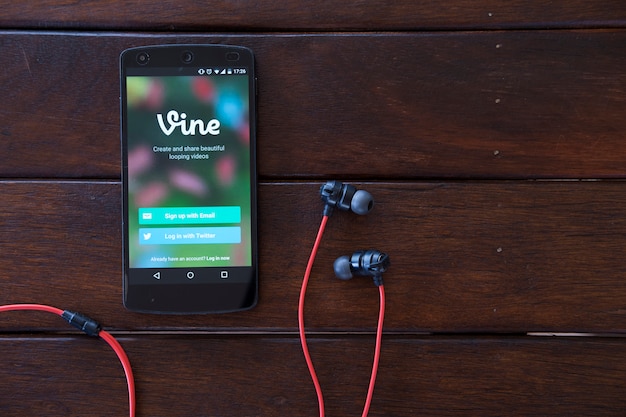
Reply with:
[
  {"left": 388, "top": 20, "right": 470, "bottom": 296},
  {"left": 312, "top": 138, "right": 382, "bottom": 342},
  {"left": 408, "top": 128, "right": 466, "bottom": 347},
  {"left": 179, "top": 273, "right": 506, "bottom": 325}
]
[
  {"left": 1, "top": 181, "right": 625, "bottom": 333},
  {"left": 0, "top": 335, "right": 624, "bottom": 416},
  {"left": 0, "top": 1, "right": 624, "bottom": 31},
  {"left": 1, "top": 31, "right": 626, "bottom": 179}
]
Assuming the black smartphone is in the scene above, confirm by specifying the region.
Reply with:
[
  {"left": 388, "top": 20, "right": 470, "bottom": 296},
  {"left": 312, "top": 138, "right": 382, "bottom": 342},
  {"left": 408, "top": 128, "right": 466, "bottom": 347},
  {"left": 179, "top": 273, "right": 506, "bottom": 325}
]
[{"left": 120, "top": 44, "right": 257, "bottom": 313}]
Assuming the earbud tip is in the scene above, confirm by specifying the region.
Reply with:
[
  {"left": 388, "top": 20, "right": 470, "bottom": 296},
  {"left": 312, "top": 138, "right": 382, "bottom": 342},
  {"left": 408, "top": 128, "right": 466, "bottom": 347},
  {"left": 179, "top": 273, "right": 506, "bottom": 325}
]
[
  {"left": 350, "top": 190, "right": 374, "bottom": 215},
  {"left": 333, "top": 255, "right": 353, "bottom": 280}
]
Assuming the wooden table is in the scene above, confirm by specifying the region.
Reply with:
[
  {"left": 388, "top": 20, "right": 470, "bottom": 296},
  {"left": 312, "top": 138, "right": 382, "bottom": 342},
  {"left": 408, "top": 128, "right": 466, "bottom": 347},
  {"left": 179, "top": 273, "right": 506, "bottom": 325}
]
[{"left": 1, "top": 2, "right": 625, "bottom": 415}]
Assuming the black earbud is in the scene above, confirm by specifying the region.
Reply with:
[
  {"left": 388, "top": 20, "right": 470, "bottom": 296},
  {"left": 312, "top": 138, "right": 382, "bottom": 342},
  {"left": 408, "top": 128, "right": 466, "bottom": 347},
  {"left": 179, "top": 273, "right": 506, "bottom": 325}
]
[
  {"left": 320, "top": 180, "right": 374, "bottom": 216},
  {"left": 333, "top": 250, "right": 390, "bottom": 286}
]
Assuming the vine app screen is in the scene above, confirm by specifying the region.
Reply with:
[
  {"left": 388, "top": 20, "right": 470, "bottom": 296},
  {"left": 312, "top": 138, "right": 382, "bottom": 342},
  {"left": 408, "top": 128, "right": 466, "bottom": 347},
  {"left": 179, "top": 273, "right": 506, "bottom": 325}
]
[{"left": 124, "top": 72, "right": 253, "bottom": 272}]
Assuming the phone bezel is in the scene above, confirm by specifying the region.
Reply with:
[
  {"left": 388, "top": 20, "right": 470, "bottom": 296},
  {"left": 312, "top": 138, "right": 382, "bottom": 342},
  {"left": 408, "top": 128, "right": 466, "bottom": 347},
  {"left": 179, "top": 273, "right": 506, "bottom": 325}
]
[{"left": 120, "top": 44, "right": 258, "bottom": 314}]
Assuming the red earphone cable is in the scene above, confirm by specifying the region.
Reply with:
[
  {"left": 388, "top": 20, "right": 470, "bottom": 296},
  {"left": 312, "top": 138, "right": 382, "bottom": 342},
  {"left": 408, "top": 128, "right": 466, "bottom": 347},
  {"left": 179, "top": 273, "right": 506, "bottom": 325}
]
[
  {"left": 99, "top": 329, "right": 136, "bottom": 417},
  {"left": 0, "top": 303, "right": 135, "bottom": 417},
  {"left": 299, "top": 214, "right": 329, "bottom": 417},
  {"left": 0, "top": 303, "right": 64, "bottom": 316},
  {"left": 361, "top": 285, "right": 385, "bottom": 417},
  {"left": 299, "top": 216, "right": 386, "bottom": 417}
]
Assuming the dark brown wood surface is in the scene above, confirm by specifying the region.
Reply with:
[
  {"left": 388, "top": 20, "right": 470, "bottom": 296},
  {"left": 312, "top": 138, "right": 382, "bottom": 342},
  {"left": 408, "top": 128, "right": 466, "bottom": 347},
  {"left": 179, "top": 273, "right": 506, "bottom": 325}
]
[
  {"left": 0, "top": 1, "right": 625, "bottom": 30},
  {"left": 1, "top": 336, "right": 625, "bottom": 417},
  {"left": 1, "top": 1, "right": 625, "bottom": 416},
  {"left": 2, "top": 181, "right": 626, "bottom": 334},
  {"left": 2, "top": 31, "right": 626, "bottom": 179}
]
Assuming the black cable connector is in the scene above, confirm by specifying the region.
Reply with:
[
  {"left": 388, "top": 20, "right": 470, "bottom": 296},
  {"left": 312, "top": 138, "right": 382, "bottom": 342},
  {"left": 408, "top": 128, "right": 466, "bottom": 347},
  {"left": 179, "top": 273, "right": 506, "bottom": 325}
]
[
  {"left": 61, "top": 310, "right": 101, "bottom": 337},
  {"left": 372, "top": 274, "right": 384, "bottom": 287}
]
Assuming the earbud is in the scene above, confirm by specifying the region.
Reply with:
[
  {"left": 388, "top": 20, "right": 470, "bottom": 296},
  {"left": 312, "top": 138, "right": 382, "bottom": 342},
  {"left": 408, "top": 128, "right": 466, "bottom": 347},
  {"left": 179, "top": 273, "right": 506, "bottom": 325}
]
[
  {"left": 333, "top": 249, "right": 390, "bottom": 286},
  {"left": 320, "top": 180, "right": 374, "bottom": 216}
]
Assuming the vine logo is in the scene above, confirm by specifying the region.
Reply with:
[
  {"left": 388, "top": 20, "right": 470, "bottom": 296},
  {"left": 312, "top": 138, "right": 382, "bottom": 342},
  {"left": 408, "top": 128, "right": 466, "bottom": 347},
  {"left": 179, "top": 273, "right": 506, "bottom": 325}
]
[{"left": 157, "top": 110, "right": 221, "bottom": 136}]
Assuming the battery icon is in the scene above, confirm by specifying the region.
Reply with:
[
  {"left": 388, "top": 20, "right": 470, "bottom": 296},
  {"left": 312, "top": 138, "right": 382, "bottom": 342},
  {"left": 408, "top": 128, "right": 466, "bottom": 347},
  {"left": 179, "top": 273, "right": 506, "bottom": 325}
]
[{"left": 227, "top": 68, "right": 233, "bottom": 75}]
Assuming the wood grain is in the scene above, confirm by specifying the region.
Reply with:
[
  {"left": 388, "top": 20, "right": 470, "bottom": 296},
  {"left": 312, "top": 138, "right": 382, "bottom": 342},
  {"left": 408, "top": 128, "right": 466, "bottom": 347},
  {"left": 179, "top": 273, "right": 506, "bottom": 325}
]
[
  {"left": 0, "top": 1, "right": 624, "bottom": 31},
  {"left": 1, "top": 335, "right": 624, "bottom": 416},
  {"left": 1, "top": 181, "right": 625, "bottom": 333},
  {"left": 1, "top": 31, "right": 625, "bottom": 179},
  {"left": 2, "top": 3, "right": 626, "bottom": 416}
]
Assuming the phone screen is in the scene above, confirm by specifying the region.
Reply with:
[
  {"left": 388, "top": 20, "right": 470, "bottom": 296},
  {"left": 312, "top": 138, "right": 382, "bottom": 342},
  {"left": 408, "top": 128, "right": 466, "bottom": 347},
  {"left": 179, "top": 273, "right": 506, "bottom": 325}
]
[{"left": 121, "top": 45, "right": 257, "bottom": 313}]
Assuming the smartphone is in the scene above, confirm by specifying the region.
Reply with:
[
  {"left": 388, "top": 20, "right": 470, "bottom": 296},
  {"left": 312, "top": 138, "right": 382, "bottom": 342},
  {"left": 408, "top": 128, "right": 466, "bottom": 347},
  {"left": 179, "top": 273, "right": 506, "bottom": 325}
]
[{"left": 120, "top": 45, "right": 257, "bottom": 313}]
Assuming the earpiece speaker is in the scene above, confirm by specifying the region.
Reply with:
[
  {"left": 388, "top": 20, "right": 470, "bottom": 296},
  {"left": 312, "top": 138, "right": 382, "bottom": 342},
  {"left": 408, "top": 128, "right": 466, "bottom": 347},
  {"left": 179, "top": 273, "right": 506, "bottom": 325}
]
[
  {"left": 320, "top": 180, "right": 374, "bottom": 216},
  {"left": 333, "top": 250, "right": 390, "bottom": 286}
]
